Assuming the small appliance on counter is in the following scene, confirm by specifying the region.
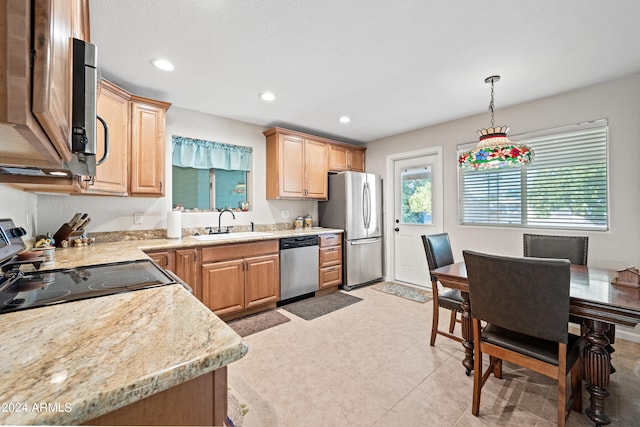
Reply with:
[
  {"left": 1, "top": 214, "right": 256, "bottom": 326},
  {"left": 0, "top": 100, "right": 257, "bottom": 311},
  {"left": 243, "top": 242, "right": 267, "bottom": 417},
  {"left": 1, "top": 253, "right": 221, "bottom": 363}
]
[{"left": 0, "top": 218, "right": 190, "bottom": 315}]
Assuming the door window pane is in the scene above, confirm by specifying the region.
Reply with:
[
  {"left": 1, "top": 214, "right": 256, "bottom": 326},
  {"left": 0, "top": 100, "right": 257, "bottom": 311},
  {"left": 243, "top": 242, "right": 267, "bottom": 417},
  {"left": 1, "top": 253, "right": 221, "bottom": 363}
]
[{"left": 401, "top": 166, "right": 432, "bottom": 224}]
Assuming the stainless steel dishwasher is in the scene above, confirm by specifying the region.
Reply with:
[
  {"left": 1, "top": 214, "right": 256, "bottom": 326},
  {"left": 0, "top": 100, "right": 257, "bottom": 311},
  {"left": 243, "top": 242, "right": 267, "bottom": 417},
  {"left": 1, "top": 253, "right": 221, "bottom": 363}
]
[{"left": 280, "top": 235, "right": 319, "bottom": 301}]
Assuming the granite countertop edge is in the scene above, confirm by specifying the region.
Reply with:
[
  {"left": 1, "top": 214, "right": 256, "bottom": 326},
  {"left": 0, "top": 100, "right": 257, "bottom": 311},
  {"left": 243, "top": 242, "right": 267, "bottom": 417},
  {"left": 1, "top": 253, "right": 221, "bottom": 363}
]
[{"left": 0, "top": 285, "right": 249, "bottom": 425}]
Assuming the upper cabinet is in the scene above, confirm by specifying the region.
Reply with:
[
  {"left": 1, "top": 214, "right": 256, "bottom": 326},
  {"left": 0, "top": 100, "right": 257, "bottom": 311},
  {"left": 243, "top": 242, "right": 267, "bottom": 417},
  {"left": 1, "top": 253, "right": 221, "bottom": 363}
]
[
  {"left": 264, "top": 127, "right": 366, "bottom": 200},
  {"left": 81, "top": 80, "right": 130, "bottom": 195},
  {"left": 83, "top": 83, "right": 171, "bottom": 197},
  {"left": 129, "top": 95, "right": 171, "bottom": 197},
  {"left": 265, "top": 128, "right": 329, "bottom": 200},
  {"left": 0, "top": 0, "right": 89, "bottom": 168},
  {"left": 328, "top": 143, "right": 365, "bottom": 172}
]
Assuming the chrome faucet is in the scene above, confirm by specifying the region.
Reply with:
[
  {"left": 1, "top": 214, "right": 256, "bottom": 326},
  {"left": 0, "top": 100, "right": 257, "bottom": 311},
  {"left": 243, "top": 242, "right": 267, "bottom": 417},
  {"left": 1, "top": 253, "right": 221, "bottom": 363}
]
[{"left": 215, "top": 209, "right": 236, "bottom": 234}]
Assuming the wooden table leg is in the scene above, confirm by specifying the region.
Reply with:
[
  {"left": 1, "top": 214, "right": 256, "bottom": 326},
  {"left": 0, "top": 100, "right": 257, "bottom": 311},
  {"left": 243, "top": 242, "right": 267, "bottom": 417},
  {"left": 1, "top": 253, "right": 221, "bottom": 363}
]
[
  {"left": 583, "top": 320, "right": 612, "bottom": 426},
  {"left": 460, "top": 290, "right": 474, "bottom": 375}
]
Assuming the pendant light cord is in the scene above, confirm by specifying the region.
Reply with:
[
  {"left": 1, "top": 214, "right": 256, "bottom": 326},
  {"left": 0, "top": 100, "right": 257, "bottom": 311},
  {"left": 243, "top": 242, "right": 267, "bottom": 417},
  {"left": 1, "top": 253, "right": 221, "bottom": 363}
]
[{"left": 488, "top": 79, "right": 495, "bottom": 128}]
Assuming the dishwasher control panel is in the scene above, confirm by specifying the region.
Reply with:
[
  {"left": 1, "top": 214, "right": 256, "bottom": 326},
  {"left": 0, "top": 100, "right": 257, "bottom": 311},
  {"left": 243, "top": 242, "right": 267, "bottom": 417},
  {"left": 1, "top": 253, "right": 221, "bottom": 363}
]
[{"left": 280, "top": 235, "right": 318, "bottom": 249}]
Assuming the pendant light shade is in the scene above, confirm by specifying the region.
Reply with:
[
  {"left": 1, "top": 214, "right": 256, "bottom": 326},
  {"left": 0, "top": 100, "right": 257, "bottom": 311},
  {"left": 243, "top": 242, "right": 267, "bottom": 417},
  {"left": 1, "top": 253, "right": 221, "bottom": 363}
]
[{"left": 458, "top": 76, "right": 534, "bottom": 170}]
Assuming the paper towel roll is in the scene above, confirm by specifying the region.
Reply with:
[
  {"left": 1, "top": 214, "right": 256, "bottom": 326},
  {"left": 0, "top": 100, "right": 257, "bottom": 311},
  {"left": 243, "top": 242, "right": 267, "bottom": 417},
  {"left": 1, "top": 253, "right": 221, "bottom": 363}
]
[{"left": 167, "top": 210, "right": 182, "bottom": 239}]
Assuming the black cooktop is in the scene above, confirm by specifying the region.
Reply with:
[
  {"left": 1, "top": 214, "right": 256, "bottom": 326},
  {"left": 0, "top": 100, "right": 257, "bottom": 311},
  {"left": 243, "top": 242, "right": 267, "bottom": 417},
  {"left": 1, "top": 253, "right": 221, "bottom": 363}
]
[{"left": 0, "top": 259, "right": 179, "bottom": 314}]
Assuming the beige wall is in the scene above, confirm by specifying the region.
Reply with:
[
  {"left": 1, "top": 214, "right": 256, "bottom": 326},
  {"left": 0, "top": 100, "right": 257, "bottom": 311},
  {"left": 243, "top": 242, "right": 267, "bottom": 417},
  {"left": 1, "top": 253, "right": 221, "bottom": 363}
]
[
  {"left": 0, "top": 186, "right": 37, "bottom": 238},
  {"left": 365, "top": 74, "right": 640, "bottom": 341}
]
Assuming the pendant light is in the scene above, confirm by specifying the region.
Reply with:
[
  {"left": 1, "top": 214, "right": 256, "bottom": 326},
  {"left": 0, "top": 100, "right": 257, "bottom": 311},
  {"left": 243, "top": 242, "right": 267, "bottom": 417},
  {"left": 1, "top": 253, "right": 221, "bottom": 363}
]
[{"left": 458, "top": 76, "right": 533, "bottom": 170}]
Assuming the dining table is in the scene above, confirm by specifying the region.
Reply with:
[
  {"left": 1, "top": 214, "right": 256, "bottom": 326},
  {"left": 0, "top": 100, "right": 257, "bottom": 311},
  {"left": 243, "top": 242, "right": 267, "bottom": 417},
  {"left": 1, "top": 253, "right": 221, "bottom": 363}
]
[{"left": 431, "top": 262, "right": 640, "bottom": 426}]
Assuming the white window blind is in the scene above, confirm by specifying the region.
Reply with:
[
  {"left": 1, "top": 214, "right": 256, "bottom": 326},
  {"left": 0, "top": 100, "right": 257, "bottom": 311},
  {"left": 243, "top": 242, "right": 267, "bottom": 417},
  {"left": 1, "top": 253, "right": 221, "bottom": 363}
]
[{"left": 458, "top": 120, "right": 608, "bottom": 230}]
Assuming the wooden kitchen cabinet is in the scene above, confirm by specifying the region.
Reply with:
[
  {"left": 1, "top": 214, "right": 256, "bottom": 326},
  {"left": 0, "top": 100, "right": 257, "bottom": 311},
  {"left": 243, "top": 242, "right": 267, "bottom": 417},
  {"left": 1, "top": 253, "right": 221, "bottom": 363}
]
[
  {"left": 264, "top": 128, "right": 329, "bottom": 200},
  {"left": 319, "top": 233, "right": 343, "bottom": 289},
  {"left": 82, "top": 80, "right": 131, "bottom": 195},
  {"left": 0, "top": 0, "right": 89, "bottom": 168},
  {"left": 146, "top": 250, "right": 175, "bottom": 272},
  {"left": 174, "top": 248, "right": 200, "bottom": 299},
  {"left": 329, "top": 143, "right": 366, "bottom": 172},
  {"left": 129, "top": 96, "right": 170, "bottom": 197},
  {"left": 200, "top": 241, "right": 279, "bottom": 319}
]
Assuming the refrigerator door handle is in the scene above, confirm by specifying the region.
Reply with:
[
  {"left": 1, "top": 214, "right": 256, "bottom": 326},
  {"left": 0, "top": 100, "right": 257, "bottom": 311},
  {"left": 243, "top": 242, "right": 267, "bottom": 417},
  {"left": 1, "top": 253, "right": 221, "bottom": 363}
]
[
  {"left": 349, "top": 237, "right": 382, "bottom": 245},
  {"left": 363, "top": 181, "right": 371, "bottom": 230}
]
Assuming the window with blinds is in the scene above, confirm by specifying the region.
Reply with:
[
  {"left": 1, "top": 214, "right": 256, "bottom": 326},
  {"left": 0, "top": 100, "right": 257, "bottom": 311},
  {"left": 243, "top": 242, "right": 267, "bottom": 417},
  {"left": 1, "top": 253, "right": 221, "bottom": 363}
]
[{"left": 458, "top": 120, "right": 608, "bottom": 230}]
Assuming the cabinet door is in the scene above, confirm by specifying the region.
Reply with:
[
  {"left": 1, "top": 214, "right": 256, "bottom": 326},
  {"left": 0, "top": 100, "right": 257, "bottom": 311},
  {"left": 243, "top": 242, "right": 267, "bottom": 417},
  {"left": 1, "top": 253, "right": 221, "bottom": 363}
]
[
  {"left": 130, "top": 97, "right": 169, "bottom": 197},
  {"left": 84, "top": 80, "right": 130, "bottom": 195},
  {"left": 175, "top": 248, "right": 199, "bottom": 298},
  {"left": 201, "top": 259, "right": 245, "bottom": 316},
  {"left": 329, "top": 144, "right": 348, "bottom": 172},
  {"left": 245, "top": 254, "right": 280, "bottom": 309},
  {"left": 304, "top": 139, "right": 328, "bottom": 199},
  {"left": 348, "top": 149, "right": 365, "bottom": 172},
  {"left": 279, "top": 134, "right": 305, "bottom": 198},
  {"left": 32, "top": 0, "right": 89, "bottom": 164},
  {"left": 147, "top": 251, "right": 175, "bottom": 272}
]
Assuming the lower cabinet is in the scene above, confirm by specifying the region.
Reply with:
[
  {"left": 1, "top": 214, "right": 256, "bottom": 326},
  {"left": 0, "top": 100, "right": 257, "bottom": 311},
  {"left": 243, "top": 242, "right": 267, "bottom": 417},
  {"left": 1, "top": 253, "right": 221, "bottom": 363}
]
[
  {"left": 174, "top": 248, "right": 200, "bottom": 299},
  {"left": 319, "top": 233, "right": 343, "bottom": 289},
  {"left": 146, "top": 250, "right": 175, "bottom": 272},
  {"left": 86, "top": 367, "right": 228, "bottom": 426},
  {"left": 200, "top": 241, "right": 279, "bottom": 318}
]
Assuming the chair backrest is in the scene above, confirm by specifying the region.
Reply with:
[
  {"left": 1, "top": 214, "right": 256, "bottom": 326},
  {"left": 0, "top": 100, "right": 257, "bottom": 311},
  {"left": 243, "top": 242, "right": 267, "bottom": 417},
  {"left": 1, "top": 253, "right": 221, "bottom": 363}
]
[
  {"left": 463, "top": 250, "right": 571, "bottom": 344},
  {"left": 422, "top": 233, "right": 455, "bottom": 282},
  {"left": 523, "top": 233, "right": 588, "bottom": 265}
]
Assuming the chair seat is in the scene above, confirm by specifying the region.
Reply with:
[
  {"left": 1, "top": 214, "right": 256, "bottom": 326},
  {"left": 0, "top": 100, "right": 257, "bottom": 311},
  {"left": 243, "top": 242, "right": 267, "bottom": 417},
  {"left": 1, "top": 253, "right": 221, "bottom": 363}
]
[
  {"left": 438, "top": 289, "right": 463, "bottom": 311},
  {"left": 482, "top": 324, "right": 584, "bottom": 369}
]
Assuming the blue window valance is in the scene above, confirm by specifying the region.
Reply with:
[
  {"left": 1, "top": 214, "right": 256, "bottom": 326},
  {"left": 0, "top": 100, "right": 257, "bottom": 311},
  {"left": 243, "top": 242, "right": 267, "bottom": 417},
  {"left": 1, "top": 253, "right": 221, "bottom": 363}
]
[{"left": 172, "top": 135, "right": 252, "bottom": 171}]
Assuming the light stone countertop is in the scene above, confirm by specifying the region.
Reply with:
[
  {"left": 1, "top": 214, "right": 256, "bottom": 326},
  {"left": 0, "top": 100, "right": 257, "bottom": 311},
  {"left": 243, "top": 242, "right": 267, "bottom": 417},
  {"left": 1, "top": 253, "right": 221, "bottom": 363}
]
[
  {"left": 41, "top": 227, "right": 343, "bottom": 270},
  {"left": 0, "top": 227, "right": 342, "bottom": 424},
  {"left": 0, "top": 284, "right": 247, "bottom": 425}
]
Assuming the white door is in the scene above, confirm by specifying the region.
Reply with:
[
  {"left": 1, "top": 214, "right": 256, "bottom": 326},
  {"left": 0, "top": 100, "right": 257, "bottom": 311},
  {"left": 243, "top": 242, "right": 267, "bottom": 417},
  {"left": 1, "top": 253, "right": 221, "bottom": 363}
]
[{"left": 392, "top": 152, "right": 443, "bottom": 287}]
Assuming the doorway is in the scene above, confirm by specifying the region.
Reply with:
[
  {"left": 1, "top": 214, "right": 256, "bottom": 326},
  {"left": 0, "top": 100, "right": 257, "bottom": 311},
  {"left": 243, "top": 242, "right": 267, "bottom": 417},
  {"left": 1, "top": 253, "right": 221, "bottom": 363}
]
[{"left": 386, "top": 147, "right": 443, "bottom": 287}]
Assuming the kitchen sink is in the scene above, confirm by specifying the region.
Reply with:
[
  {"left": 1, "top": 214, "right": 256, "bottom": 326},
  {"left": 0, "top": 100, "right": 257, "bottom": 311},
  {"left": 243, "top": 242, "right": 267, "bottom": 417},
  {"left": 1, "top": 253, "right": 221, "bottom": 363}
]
[{"left": 192, "top": 231, "right": 276, "bottom": 241}]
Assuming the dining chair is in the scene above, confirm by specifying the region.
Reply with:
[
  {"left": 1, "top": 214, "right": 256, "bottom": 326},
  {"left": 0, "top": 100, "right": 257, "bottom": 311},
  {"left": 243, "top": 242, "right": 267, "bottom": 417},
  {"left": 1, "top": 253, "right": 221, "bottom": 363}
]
[
  {"left": 463, "top": 250, "right": 583, "bottom": 427},
  {"left": 421, "top": 233, "right": 463, "bottom": 346},
  {"left": 523, "top": 233, "right": 616, "bottom": 368},
  {"left": 523, "top": 233, "right": 588, "bottom": 265}
]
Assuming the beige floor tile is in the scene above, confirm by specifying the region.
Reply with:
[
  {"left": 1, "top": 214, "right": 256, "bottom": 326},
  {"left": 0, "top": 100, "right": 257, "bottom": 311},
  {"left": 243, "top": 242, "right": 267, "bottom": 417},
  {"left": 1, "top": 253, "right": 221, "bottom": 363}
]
[
  {"left": 373, "top": 387, "right": 465, "bottom": 426},
  {"left": 228, "top": 286, "right": 640, "bottom": 426}
]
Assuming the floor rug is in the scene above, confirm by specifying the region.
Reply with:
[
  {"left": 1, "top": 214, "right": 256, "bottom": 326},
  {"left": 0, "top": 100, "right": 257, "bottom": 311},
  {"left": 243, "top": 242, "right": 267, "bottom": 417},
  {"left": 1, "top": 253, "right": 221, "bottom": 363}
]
[
  {"left": 227, "top": 310, "right": 291, "bottom": 337},
  {"left": 282, "top": 292, "right": 363, "bottom": 320},
  {"left": 370, "top": 281, "right": 432, "bottom": 303}
]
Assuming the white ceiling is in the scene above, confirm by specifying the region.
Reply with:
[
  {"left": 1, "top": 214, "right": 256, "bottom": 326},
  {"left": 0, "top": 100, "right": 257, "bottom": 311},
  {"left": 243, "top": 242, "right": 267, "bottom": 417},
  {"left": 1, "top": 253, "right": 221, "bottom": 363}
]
[{"left": 89, "top": 0, "right": 640, "bottom": 144}]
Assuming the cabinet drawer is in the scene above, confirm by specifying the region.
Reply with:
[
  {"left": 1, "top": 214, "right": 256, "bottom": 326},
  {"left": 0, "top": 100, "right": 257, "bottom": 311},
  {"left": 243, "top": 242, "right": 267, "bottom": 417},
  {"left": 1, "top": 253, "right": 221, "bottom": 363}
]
[
  {"left": 319, "top": 246, "right": 341, "bottom": 267},
  {"left": 319, "top": 233, "right": 341, "bottom": 247},
  {"left": 320, "top": 265, "right": 342, "bottom": 288},
  {"left": 201, "top": 240, "right": 279, "bottom": 262}
]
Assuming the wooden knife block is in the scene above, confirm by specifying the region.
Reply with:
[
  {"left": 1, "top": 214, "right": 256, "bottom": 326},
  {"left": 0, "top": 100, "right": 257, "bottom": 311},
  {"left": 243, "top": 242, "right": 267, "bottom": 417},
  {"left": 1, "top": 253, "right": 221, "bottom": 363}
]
[{"left": 53, "top": 223, "right": 74, "bottom": 248}]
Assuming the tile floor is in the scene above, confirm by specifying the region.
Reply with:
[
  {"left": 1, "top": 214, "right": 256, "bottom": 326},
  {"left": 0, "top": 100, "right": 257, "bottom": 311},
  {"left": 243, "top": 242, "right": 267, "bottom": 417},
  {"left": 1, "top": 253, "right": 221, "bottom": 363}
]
[{"left": 228, "top": 285, "right": 640, "bottom": 426}]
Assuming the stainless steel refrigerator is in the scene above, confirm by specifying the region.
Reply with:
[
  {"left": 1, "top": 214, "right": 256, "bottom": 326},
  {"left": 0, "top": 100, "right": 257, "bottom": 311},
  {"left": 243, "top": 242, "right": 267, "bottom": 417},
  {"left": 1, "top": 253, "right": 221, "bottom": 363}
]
[{"left": 319, "top": 171, "right": 383, "bottom": 290}]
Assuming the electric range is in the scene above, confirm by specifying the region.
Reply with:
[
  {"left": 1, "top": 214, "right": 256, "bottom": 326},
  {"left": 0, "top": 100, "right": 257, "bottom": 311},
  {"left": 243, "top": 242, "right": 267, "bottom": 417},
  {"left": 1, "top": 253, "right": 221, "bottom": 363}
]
[{"left": 0, "top": 218, "right": 188, "bottom": 314}]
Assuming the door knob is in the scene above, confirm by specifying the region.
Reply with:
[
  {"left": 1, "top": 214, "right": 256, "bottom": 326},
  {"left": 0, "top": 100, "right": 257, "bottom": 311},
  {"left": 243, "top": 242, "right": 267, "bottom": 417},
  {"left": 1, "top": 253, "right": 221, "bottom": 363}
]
[{"left": 394, "top": 227, "right": 400, "bottom": 232}]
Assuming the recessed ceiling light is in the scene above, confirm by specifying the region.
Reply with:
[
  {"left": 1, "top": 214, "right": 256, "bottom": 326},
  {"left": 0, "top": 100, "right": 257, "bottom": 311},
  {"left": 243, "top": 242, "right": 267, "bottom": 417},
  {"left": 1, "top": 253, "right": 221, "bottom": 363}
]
[
  {"left": 151, "top": 59, "right": 174, "bottom": 71},
  {"left": 338, "top": 116, "right": 351, "bottom": 124},
  {"left": 259, "top": 92, "right": 276, "bottom": 102}
]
